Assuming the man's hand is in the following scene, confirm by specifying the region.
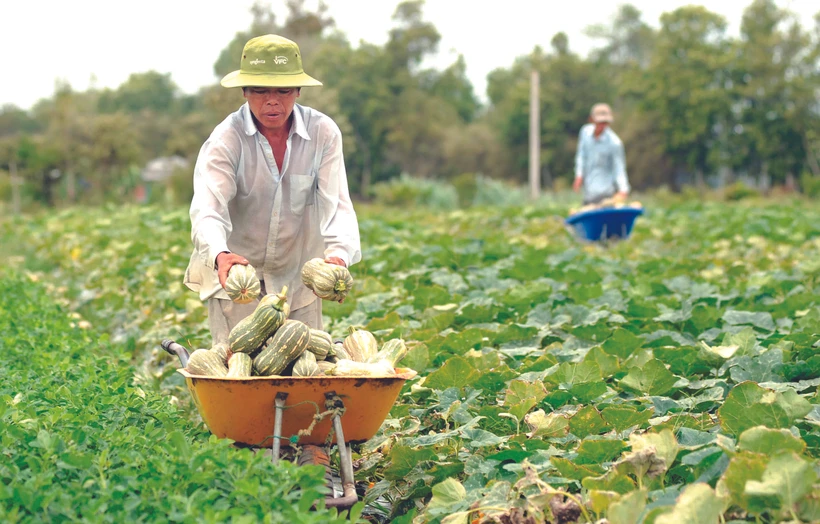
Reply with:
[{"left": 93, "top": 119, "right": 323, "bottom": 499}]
[
  {"left": 573, "top": 177, "right": 583, "bottom": 193},
  {"left": 216, "top": 252, "right": 249, "bottom": 288},
  {"left": 613, "top": 191, "right": 628, "bottom": 203},
  {"left": 324, "top": 256, "right": 346, "bottom": 267}
]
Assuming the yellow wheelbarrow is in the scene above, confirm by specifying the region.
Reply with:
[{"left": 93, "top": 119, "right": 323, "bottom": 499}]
[{"left": 161, "top": 339, "right": 417, "bottom": 510}]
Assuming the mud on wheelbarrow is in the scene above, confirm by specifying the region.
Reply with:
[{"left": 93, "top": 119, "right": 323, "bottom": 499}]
[{"left": 161, "top": 339, "right": 417, "bottom": 511}]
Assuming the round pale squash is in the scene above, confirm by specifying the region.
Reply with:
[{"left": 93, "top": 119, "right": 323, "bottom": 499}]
[
  {"left": 300, "top": 258, "right": 354, "bottom": 302},
  {"left": 225, "top": 264, "right": 261, "bottom": 304},
  {"left": 343, "top": 327, "right": 378, "bottom": 362}
]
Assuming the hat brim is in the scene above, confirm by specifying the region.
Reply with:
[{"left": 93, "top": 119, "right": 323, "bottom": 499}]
[{"left": 220, "top": 70, "right": 323, "bottom": 88}]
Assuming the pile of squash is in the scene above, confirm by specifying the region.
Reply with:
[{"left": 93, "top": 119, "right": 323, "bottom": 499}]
[
  {"left": 569, "top": 197, "right": 643, "bottom": 216},
  {"left": 185, "top": 261, "right": 408, "bottom": 379}
]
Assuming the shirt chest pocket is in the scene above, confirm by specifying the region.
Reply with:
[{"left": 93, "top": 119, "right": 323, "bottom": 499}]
[{"left": 288, "top": 173, "right": 316, "bottom": 216}]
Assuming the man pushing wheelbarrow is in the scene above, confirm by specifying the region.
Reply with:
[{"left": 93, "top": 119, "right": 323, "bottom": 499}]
[
  {"left": 183, "top": 33, "right": 361, "bottom": 344},
  {"left": 567, "top": 103, "right": 644, "bottom": 242},
  {"left": 167, "top": 34, "right": 414, "bottom": 511}
]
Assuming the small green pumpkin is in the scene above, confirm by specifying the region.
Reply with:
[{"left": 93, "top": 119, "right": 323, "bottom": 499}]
[
  {"left": 229, "top": 286, "right": 290, "bottom": 355},
  {"left": 292, "top": 351, "right": 319, "bottom": 377},
  {"left": 225, "top": 264, "right": 261, "bottom": 304},
  {"left": 254, "top": 319, "right": 311, "bottom": 376},
  {"left": 301, "top": 258, "right": 354, "bottom": 302},
  {"left": 211, "top": 342, "right": 230, "bottom": 363},
  {"left": 306, "top": 329, "right": 333, "bottom": 360},
  {"left": 343, "top": 327, "right": 378, "bottom": 362},
  {"left": 369, "top": 338, "right": 409, "bottom": 366},
  {"left": 316, "top": 360, "right": 336, "bottom": 374},
  {"left": 187, "top": 349, "right": 229, "bottom": 377},
  {"left": 227, "top": 352, "right": 253, "bottom": 377}
]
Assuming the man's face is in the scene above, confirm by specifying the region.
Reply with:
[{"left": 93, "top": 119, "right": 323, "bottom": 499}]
[{"left": 243, "top": 87, "right": 300, "bottom": 132}]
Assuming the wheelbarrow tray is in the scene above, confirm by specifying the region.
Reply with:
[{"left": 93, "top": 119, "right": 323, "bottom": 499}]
[
  {"left": 565, "top": 207, "right": 644, "bottom": 242},
  {"left": 178, "top": 368, "right": 417, "bottom": 447}
]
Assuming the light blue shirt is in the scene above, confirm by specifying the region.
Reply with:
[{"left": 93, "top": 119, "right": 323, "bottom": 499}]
[
  {"left": 574, "top": 124, "right": 630, "bottom": 203},
  {"left": 184, "top": 103, "right": 362, "bottom": 310}
]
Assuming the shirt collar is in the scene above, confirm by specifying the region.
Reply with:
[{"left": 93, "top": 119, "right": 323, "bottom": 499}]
[
  {"left": 291, "top": 104, "right": 311, "bottom": 141},
  {"left": 241, "top": 102, "right": 311, "bottom": 141}
]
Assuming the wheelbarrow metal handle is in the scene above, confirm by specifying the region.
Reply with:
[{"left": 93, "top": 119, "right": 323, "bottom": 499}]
[{"left": 161, "top": 339, "right": 190, "bottom": 368}]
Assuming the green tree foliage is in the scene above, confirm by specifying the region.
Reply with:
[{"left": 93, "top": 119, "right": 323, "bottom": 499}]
[
  {"left": 2, "top": 0, "right": 819, "bottom": 209},
  {"left": 486, "top": 37, "right": 612, "bottom": 185},
  {"left": 637, "top": 6, "right": 733, "bottom": 186},
  {"left": 97, "top": 71, "right": 178, "bottom": 114}
]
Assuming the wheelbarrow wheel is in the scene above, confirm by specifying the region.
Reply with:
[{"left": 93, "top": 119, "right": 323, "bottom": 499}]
[{"left": 298, "top": 445, "right": 335, "bottom": 494}]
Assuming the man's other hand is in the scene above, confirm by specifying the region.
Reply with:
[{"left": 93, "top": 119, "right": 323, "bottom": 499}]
[
  {"left": 325, "top": 257, "right": 346, "bottom": 267},
  {"left": 573, "top": 177, "right": 583, "bottom": 193},
  {"left": 216, "top": 252, "right": 249, "bottom": 288}
]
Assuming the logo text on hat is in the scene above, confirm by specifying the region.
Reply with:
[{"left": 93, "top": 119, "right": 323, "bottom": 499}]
[
  {"left": 273, "top": 56, "right": 288, "bottom": 65},
  {"left": 250, "top": 59, "right": 265, "bottom": 65}
]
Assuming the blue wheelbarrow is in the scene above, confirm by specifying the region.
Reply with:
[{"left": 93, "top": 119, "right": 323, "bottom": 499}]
[{"left": 565, "top": 206, "right": 644, "bottom": 242}]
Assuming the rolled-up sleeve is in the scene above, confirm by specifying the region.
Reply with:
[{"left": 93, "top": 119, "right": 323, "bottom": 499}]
[
  {"left": 190, "top": 138, "right": 239, "bottom": 269},
  {"left": 614, "top": 140, "right": 630, "bottom": 193},
  {"left": 575, "top": 127, "right": 587, "bottom": 179},
  {"left": 315, "top": 125, "right": 362, "bottom": 267}
]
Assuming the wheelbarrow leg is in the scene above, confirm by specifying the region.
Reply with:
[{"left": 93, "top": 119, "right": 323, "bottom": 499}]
[
  {"left": 324, "top": 392, "right": 358, "bottom": 510},
  {"left": 272, "top": 392, "right": 288, "bottom": 464}
]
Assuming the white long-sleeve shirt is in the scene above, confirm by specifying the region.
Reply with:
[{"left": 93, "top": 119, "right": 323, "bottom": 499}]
[
  {"left": 184, "top": 102, "right": 362, "bottom": 311},
  {"left": 574, "top": 123, "right": 630, "bottom": 204}
]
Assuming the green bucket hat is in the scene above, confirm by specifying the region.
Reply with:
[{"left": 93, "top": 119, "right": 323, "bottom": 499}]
[{"left": 220, "top": 34, "right": 322, "bottom": 88}]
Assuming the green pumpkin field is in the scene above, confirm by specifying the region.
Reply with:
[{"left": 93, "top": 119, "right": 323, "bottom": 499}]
[{"left": 2, "top": 195, "right": 820, "bottom": 523}]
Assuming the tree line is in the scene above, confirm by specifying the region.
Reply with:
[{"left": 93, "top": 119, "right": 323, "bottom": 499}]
[{"left": 1, "top": 0, "right": 818, "bottom": 210}]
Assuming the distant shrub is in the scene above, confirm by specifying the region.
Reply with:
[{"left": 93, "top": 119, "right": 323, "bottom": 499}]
[
  {"left": 371, "top": 174, "right": 459, "bottom": 210},
  {"left": 451, "top": 172, "right": 478, "bottom": 207},
  {"left": 552, "top": 176, "right": 570, "bottom": 193},
  {"left": 680, "top": 185, "right": 702, "bottom": 201},
  {"left": 723, "top": 181, "right": 760, "bottom": 201},
  {"left": 472, "top": 175, "right": 528, "bottom": 207},
  {"left": 724, "top": 181, "right": 760, "bottom": 201},
  {"left": 800, "top": 172, "right": 820, "bottom": 198}
]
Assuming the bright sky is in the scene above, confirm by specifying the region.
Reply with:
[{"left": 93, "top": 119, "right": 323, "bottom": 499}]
[{"left": 1, "top": 0, "right": 817, "bottom": 110}]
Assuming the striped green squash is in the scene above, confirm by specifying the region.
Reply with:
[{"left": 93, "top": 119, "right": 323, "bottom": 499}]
[
  {"left": 368, "top": 338, "right": 409, "bottom": 366},
  {"left": 187, "top": 349, "right": 229, "bottom": 377},
  {"left": 306, "top": 329, "right": 333, "bottom": 360},
  {"left": 300, "top": 258, "right": 354, "bottom": 302},
  {"left": 292, "top": 350, "right": 319, "bottom": 377},
  {"left": 211, "top": 342, "right": 230, "bottom": 364},
  {"left": 225, "top": 264, "right": 261, "bottom": 304},
  {"left": 254, "top": 319, "right": 311, "bottom": 376},
  {"left": 317, "top": 360, "right": 336, "bottom": 374},
  {"left": 343, "top": 327, "right": 378, "bottom": 362},
  {"left": 229, "top": 286, "right": 290, "bottom": 355},
  {"left": 227, "top": 352, "right": 253, "bottom": 377}
]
